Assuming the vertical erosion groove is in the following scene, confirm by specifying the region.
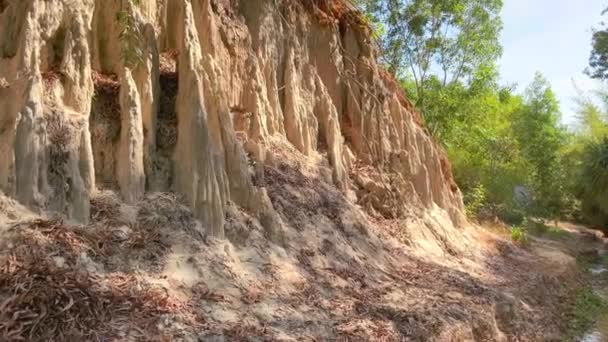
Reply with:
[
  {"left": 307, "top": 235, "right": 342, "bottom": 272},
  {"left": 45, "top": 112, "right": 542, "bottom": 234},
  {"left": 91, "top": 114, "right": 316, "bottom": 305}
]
[{"left": 0, "top": 0, "right": 466, "bottom": 235}]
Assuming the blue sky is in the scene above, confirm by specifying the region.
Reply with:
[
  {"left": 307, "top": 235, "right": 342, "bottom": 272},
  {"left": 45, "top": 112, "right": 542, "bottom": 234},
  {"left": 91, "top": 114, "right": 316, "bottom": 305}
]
[{"left": 500, "top": 0, "right": 605, "bottom": 125}]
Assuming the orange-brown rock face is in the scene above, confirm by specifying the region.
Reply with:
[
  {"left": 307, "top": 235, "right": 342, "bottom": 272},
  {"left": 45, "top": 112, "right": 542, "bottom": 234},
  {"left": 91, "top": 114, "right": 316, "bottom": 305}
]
[{"left": 0, "top": 0, "right": 465, "bottom": 240}]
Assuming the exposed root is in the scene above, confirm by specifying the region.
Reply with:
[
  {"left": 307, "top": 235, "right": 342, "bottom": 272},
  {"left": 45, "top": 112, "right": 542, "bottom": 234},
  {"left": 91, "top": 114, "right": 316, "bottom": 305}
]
[
  {"left": 86, "top": 192, "right": 202, "bottom": 273},
  {"left": 300, "top": 0, "right": 368, "bottom": 27},
  {"left": 90, "top": 191, "right": 122, "bottom": 225},
  {"left": 378, "top": 68, "right": 425, "bottom": 128},
  {"left": 91, "top": 71, "right": 120, "bottom": 94}
]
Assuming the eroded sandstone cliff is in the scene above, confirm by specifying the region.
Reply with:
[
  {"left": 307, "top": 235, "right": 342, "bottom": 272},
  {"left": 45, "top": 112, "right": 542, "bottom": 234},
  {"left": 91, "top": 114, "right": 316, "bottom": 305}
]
[
  {"left": 1, "top": 2, "right": 588, "bottom": 341},
  {"left": 0, "top": 0, "right": 465, "bottom": 248}
]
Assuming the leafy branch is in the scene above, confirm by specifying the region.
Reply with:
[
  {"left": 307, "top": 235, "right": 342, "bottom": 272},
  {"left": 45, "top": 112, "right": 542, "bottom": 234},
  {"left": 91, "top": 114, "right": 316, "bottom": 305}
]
[{"left": 116, "top": 0, "right": 144, "bottom": 69}]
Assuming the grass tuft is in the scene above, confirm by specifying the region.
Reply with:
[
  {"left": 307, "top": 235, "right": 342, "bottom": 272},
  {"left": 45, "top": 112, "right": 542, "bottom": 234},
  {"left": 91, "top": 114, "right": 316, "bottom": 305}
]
[{"left": 566, "top": 287, "right": 608, "bottom": 340}]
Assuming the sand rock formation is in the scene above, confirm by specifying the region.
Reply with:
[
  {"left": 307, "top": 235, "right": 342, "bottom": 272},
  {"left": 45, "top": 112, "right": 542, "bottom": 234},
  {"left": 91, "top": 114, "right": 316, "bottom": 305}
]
[
  {"left": 0, "top": 0, "right": 465, "bottom": 242},
  {"left": 4, "top": 3, "right": 585, "bottom": 341}
]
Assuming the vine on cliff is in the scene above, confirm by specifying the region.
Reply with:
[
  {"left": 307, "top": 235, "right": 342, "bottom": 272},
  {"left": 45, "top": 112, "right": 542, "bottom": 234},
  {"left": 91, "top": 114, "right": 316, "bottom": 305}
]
[{"left": 116, "top": 0, "right": 144, "bottom": 69}]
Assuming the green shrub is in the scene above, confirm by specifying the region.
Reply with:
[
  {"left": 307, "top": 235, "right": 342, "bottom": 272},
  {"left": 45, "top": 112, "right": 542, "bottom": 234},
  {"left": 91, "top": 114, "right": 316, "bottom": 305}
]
[
  {"left": 464, "top": 183, "right": 487, "bottom": 217},
  {"left": 510, "top": 225, "right": 528, "bottom": 244},
  {"left": 497, "top": 206, "right": 526, "bottom": 226}
]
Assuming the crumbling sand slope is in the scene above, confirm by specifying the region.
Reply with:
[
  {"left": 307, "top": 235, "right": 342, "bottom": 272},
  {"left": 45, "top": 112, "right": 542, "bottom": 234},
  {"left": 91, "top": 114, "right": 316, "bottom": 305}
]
[
  {"left": 0, "top": 140, "right": 582, "bottom": 341},
  {"left": 0, "top": 0, "right": 464, "bottom": 252}
]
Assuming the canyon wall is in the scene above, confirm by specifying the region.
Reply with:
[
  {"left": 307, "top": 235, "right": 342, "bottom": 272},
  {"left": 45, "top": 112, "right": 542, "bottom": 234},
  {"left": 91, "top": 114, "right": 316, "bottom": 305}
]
[{"left": 0, "top": 0, "right": 465, "bottom": 239}]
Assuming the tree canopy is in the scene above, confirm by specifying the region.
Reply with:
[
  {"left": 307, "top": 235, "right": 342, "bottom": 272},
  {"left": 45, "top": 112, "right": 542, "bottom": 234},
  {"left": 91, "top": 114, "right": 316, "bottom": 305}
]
[
  {"left": 354, "top": 0, "right": 608, "bottom": 227},
  {"left": 358, "top": 0, "right": 502, "bottom": 120},
  {"left": 587, "top": 8, "right": 608, "bottom": 80}
]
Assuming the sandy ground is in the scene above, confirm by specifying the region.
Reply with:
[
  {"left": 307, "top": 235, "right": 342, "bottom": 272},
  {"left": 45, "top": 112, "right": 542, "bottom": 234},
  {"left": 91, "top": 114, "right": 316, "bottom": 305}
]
[{"left": 0, "top": 145, "right": 602, "bottom": 341}]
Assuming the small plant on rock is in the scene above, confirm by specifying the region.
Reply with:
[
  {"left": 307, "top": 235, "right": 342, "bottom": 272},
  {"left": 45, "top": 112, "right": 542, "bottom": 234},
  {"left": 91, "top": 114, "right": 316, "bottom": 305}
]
[{"left": 116, "top": 0, "right": 144, "bottom": 69}]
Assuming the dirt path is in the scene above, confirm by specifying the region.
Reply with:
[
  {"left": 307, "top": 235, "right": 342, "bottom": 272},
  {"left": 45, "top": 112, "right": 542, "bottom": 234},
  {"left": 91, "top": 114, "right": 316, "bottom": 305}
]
[
  {"left": 480, "top": 221, "right": 608, "bottom": 341},
  {"left": 559, "top": 222, "right": 608, "bottom": 342}
]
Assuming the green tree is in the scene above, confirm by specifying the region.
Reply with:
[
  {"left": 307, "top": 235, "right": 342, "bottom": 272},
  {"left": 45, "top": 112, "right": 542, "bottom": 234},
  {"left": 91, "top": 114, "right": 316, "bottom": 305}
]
[
  {"left": 587, "top": 8, "right": 608, "bottom": 80},
  {"left": 570, "top": 89, "right": 608, "bottom": 228},
  {"left": 512, "top": 73, "right": 566, "bottom": 219},
  {"left": 358, "top": 1, "right": 574, "bottom": 224},
  {"left": 580, "top": 138, "right": 608, "bottom": 227},
  {"left": 415, "top": 62, "right": 500, "bottom": 138},
  {"left": 362, "top": 0, "right": 502, "bottom": 114},
  {"left": 446, "top": 81, "right": 529, "bottom": 221}
]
